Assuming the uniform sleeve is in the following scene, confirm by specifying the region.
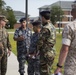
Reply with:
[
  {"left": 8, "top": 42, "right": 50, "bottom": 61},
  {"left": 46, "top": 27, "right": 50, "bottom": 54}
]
[
  {"left": 62, "top": 25, "right": 72, "bottom": 46},
  {"left": 13, "top": 29, "right": 19, "bottom": 38},
  {"left": 7, "top": 33, "right": 12, "bottom": 51}
]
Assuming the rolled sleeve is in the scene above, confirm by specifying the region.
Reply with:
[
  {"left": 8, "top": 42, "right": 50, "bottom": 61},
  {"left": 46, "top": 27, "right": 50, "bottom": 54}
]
[
  {"left": 62, "top": 25, "right": 72, "bottom": 46},
  {"left": 62, "top": 38, "right": 71, "bottom": 46}
]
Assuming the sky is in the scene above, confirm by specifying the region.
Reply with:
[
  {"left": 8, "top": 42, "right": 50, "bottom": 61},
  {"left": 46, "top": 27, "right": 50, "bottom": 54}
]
[{"left": 4, "top": 0, "right": 75, "bottom": 17}]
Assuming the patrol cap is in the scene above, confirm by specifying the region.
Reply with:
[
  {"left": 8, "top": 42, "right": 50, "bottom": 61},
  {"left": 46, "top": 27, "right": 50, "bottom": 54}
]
[
  {"left": 32, "top": 20, "right": 41, "bottom": 26},
  {"left": 19, "top": 17, "right": 26, "bottom": 23},
  {"left": 39, "top": 11, "right": 51, "bottom": 20},
  {"left": 0, "top": 15, "right": 8, "bottom": 22},
  {"left": 39, "top": 11, "right": 50, "bottom": 16}
]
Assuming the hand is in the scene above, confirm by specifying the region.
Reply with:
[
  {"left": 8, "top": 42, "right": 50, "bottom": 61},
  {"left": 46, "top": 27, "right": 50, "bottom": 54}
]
[
  {"left": 54, "top": 67, "right": 62, "bottom": 75},
  {"left": 7, "top": 50, "right": 11, "bottom": 57},
  {"left": 18, "top": 36, "right": 25, "bottom": 41}
]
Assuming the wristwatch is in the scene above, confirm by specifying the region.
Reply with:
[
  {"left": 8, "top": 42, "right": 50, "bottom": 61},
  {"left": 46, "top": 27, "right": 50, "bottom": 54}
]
[{"left": 57, "top": 63, "right": 62, "bottom": 68}]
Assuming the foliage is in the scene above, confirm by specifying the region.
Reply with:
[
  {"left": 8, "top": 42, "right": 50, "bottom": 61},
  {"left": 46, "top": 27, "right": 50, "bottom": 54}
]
[
  {"left": 6, "top": 6, "right": 17, "bottom": 29},
  {"left": 0, "top": 0, "right": 17, "bottom": 29},
  {"left": 50, "top": 5, "right": 64, "bottom": 25},
  {"left": 0, "top": 0, "right": 6, "bottom": 15}
]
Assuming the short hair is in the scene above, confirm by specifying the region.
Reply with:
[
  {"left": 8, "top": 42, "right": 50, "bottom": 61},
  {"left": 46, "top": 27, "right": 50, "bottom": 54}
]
[
  {"left": 19, "top": 17, "right": 26, "bottom": 23},
  {"left": 32, "top": 20, "right": 41, "bottom": 27},
  {"left": 39, "top": 11, "right": 50, "bottom": 20}
]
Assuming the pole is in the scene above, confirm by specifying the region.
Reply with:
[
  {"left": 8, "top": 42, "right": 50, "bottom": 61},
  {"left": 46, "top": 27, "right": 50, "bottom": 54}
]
[
  {"left": 59, "top": 0, "right": 61, "bottom": 33},
  {"left": 25, "top": 0, "right": 29, "bottom": 53},
  {"left": 26, "top": 0, "right": 28, "bottom": 27}
]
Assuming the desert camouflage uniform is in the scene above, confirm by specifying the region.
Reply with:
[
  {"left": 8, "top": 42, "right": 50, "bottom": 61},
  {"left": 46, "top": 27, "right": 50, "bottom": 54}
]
[
  {"left": 14, "top": 27, "right": 32, "bottom": 74},
  {"left": 0, "top": 27, "right": 11, "bottom": 75},
  {"left": 37, "top": 22, "right": 56, "bottom": 75},
  {"left": 62, "top": 19, "right": 76, "bottom": 75},
  {"left": 28, "top": 33, "right": 40, "bottom": 75}
]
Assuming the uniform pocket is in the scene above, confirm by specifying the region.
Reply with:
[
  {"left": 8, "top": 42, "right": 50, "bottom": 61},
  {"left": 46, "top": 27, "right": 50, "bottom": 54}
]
[{"left": 44, "top": 50, "right": 55, "bottom": 66}]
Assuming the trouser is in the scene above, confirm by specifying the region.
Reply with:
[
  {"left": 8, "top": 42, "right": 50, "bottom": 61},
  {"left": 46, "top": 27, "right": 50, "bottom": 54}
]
[
  {"left": 27, "top": 57, "right": 40, "bottom": 75},
  {"left": 40, "top": 62, "right": 53, "bottom": 75},
  {"left": 64, "top": 55, "right": 76, "bottom": 75},
  {"left": 17, "top": 46, "right": 28, "bottom": 74},
  {"left": 40, "top": 50, "right": 55, "bottom": 75},
  {"left": 0, "top": 52, "right": 7, "bottom": 75},
  {"left": 17, "top": 54, "right": 26, "bottom": 74}
]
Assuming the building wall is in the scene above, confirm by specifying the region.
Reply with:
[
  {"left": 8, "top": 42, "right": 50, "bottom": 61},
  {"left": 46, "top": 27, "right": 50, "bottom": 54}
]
[
  {"left": 14, "top": 23, "right": 33, "bottom": 30},
  {"left": 55, "top": 10, "right": 72, "bottom": 28},
  {"left": 14, "top": 23, "right": 21, "bottom": 29}
]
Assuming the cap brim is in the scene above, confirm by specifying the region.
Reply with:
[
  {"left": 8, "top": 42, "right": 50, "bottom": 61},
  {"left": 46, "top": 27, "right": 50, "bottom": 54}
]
[{"left": 4, "top": 19, "right": 8, "bottom": 22}]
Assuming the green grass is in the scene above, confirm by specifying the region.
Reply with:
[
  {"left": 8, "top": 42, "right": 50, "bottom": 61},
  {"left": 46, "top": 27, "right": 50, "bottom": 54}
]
[
  {"left": 51, "top": 34, "right": 62, "bottom": 73},
  {"left": 9, "top": 34, "right": 17, "bottom": 55},
  {"left": 7, "top": 29, "right": 15, "bottom": 32},
  {"left": 9, "top": 33, "right": 63, "bottom": 73},
  {"left": 56, "top": 28, "right": 63, "bottom": 33}
]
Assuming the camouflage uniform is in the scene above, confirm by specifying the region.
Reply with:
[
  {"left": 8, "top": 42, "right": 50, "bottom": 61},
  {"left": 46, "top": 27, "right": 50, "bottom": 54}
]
[
  {"left": 14, "top": 27, "right": 32, "bottom": 74},
  {"left": 28, "top": 33, "right": 40, "bottom": 75},
  {"left": 0, "top": 29, "right": 4, "bottom": 59},
  {"left": 0, "top": 27, "right": 11, "bottom": 75},
  {"left": 62, "top": 19, "right": 76, "bottom": 75},
  {"left": 37, "top": 22, "right": 56, "bottom": 75}
]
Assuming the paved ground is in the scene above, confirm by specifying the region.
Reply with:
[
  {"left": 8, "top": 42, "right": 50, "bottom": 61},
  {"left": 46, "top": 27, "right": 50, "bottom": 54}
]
[
  {"left": 6, "top": 52, "right": 28, "bottom": 75},
  {"left": 6, "top": 52, "right": 62, "bottom": 75}
]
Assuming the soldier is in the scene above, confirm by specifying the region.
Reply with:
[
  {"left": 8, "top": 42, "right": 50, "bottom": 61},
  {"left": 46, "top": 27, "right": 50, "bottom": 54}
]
[
  {"left": 54, "top": 1, "right": 76, "bottom": 75},
  {"left": 27, "top": 21, "right": 41, "bottom": 75},
  {"left": 0, "top": 16, "right": 11, "bottom": 75},
  {"left": 38, "top": 11, "right": 56, "bottom": 75},
  {"left": 13, "top": 17, "right": 32, "bottom": 75}
]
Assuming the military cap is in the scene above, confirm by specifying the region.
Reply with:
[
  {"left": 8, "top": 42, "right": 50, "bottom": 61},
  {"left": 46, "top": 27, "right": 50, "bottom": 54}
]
[
  {"left": 32, "top": 20, "right": 41, "bottom": 26},
  {"left": 0, "top": 15, "right": 8, "bottom": 22},
  {"left": 19, "top": 17, "right": 26, "bottom": 23},
  {"left": 39, "top": 11, "right": 50, "bottom": 15}
]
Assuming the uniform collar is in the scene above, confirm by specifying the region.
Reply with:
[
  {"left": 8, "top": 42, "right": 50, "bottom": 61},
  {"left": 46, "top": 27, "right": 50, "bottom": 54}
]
[{"left": 43, "top": 22, "right": 48, "bottom": 26}]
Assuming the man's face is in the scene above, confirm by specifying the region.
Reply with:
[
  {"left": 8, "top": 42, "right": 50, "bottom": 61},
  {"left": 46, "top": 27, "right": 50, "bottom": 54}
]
[
  {"left": 21, "top": 20, "right": 26, "bottom": 28},
  {"left": 33, "top": 26, "right": 37, "bottom": 32},
  {"left": 33, "top": 25, "right": 41, "bottom": 33},
  {"left": 0, "top": 20, "right": 6, "bottom": 27}
]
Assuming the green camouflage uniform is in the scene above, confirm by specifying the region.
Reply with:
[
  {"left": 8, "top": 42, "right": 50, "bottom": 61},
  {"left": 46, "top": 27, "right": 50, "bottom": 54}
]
[
  {"left": 0, "top": 27, "right": 11, "bottom": 75},
  {"left": 37, "top": 22, "right": 56, "bottom": 75},
  {"left": 0, "top": 29, "right": 4, "bottom": 59}
]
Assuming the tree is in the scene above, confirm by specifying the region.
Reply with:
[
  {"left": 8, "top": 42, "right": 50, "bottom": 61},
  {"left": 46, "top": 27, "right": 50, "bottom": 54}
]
[
  {"left": 0, "top": 0, "right": 17, "bottom": 28},
  {"left": 0, "top": 0, "right": 6, "bottom": 15},
  {"left": 50, "top": 5, "right": 64, "bottom": 25},
  {"left": 6, "top": 6, "right": 17, "bottom": 29}
]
